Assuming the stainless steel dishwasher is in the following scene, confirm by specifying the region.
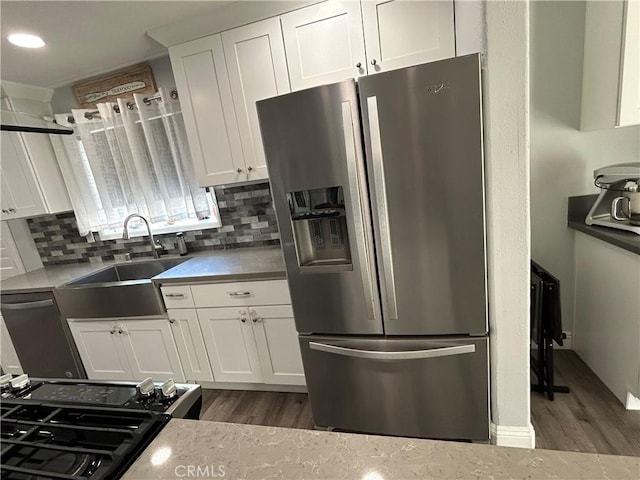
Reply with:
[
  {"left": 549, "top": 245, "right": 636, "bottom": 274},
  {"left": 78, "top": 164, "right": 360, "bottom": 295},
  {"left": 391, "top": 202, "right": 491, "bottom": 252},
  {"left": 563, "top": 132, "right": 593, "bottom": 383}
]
[{"left": 1, "top": 292, "right": 85, "bottom": 378}]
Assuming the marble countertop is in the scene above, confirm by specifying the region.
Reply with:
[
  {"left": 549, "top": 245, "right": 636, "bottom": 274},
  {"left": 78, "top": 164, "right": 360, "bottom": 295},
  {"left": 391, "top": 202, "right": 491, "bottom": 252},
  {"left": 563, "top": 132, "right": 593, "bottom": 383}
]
[
  {"left": 123, "top": 420, "right": 639, "bottom": 480},
  {"left": 0, "top": 247, "right": 286, "bottom": 294},
  {"left": 151, "top": 246, "right": 286, "bottom": 284}
]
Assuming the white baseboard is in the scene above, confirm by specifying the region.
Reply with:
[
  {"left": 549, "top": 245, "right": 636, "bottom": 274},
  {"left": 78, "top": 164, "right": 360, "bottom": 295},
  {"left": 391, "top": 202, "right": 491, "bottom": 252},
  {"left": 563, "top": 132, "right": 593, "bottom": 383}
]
[
  {"left": 490, "top": 423, "right": 535, "bottom": 449},
  {"left": 626, "top": 392, "right": 640, "bottom": 410}
]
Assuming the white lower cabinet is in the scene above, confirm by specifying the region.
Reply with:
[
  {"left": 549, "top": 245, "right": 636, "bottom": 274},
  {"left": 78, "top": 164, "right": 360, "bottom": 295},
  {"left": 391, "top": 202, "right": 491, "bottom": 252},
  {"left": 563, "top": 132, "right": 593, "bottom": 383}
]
[
  {"left": 67, "top": 320, "right": 132, "bottom": 381},
  {"left": 251, "top": 306, "right": 305, "bottom": 385},
  {"left": 168, "top": 308, "right": 214, "bottom": 382},
  {"left": 68, "top": 317, "right": 184, "bottom": 382},
  {"left": 198, "top": 307, "right": 264, "bottom": 383}
]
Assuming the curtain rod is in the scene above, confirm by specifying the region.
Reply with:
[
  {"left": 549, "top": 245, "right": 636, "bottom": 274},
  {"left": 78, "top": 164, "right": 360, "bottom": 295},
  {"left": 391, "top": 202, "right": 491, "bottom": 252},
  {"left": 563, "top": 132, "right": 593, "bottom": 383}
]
[{"left": 65, "top": 90, "right": 179, "bottom": 123}]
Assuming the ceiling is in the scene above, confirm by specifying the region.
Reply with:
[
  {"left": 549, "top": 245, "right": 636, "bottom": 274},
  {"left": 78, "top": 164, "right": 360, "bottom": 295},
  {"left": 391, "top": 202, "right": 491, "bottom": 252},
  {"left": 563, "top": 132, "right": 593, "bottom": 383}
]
[{"left": 0, "top": 1, "right": 232, "bottom": 89}]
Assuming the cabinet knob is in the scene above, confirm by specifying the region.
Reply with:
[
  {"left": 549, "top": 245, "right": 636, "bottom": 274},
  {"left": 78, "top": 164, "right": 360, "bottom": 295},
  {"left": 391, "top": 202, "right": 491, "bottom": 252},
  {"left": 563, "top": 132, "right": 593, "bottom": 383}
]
[
  {"left": 237, "top": 168, "right": 243, "bottom": 173},
  {"left": 8, "top": 208, "right": 15, "bottom": 213},
  {"left": 240, "top": 317, "right": 247, "bottom": 323},
  {"left": 110, "top": 328, "right": 116, "bottom": 335},
  {"left": 169, "top": 318, "right": 176, "bottom": 324},
  {"left": 370, "top": 59, "right": 377, "bottom": 66},
  {"left": 1, "top": 209, "right": 8, "bottom": 214},
  {"left": 356, "top": 62, "right": 362, "bottom": 68},
  {"left": 117, "top": 328, "right": 124, "bottom": 334},
  {"left": 247, "top": 166, "right": 253, "bottom": 172}
]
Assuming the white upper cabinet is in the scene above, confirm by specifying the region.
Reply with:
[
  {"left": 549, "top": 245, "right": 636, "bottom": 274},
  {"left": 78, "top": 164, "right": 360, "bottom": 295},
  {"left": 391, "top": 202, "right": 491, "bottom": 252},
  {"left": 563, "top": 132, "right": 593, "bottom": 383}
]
[
  {"left": 281, "top": 2, "right": 367, "bottom": 91},
  {"left": 361, "top": 0, "right": 455, "bottom": 73},
  {"left": 0, "top": 93, "right": 72, "bottom": 218},
  {"left": 581, "top": 0, "right": 640, "bottom": 129},
  {"left": 1, "top": 131, "right": 46, "bottom": 219},
  {"left": 222, "top": 18, "right": 291, "bottom": 182},
  {"left": 169, "top": 35, "right": 246, "bottom": 186}
]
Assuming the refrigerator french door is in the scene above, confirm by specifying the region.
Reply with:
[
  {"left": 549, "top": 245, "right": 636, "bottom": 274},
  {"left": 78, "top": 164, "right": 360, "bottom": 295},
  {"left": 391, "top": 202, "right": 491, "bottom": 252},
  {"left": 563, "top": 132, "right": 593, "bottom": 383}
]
[{"left": 257, "top": 54, "right": 489, "bottom": 440}]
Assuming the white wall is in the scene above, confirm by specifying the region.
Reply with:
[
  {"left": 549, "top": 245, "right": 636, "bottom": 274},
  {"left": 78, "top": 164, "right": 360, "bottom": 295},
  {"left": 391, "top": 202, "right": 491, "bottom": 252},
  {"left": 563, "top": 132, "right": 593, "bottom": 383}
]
[
  {"left": 530, "top": 0, "right": 640, "bottom": 339},
  {"left": 484, "top": 1, "right": 534, "bottom": 448}
]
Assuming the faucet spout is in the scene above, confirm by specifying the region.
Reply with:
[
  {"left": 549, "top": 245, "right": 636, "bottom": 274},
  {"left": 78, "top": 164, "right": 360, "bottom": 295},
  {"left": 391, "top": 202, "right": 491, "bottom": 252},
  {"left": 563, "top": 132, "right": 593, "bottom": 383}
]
[{"left": 122, "top": 213, "right": 162, "bottom": 259}]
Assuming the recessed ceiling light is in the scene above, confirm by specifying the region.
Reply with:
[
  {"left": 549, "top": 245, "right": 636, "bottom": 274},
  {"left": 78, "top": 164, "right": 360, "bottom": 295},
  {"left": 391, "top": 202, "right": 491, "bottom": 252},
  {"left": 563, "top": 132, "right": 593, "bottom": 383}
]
[{"left": 7, "top": 33, "right": 46, "bottom": 49}]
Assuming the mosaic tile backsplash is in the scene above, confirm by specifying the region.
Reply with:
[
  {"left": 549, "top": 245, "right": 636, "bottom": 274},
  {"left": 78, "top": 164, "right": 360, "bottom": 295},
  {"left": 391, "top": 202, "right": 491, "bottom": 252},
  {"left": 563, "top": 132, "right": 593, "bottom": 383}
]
[{"left": 27, "top": 183, "right": 280, "bottom": 266}]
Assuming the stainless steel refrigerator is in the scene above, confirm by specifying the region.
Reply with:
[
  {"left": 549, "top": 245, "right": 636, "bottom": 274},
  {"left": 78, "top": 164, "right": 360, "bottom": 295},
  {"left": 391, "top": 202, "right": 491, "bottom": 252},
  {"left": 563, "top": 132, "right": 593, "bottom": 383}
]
[{"left": 257, "top": 54, "right": 489, "bottom": 440}]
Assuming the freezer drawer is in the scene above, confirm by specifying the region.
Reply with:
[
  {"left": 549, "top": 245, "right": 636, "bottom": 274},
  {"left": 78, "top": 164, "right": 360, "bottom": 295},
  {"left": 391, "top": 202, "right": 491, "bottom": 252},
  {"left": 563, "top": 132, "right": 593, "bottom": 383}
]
[{"left": 299, "top": 335, "right": 489, "bottom": 440}]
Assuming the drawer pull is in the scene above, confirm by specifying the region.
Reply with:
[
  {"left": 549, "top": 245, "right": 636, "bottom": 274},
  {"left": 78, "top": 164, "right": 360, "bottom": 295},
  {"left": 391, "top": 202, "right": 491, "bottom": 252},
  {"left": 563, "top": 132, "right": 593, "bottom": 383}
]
[
  {"left": 165, "top": 293, "right": 186, "bottom": 298},
  {"left": 228, "top": 291, "right": 251, "bottom": 297}
]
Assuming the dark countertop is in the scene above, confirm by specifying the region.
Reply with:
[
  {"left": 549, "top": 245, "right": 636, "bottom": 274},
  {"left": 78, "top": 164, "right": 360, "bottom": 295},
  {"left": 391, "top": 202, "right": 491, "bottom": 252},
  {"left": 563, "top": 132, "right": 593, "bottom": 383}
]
[
  {"left": 122, "top": 419, "right": 640, "bottom": 480},
  {"left": 568, "top": 195, "right": 640, "bottom": 255},
  {"left": 1, "top": 246, "right": 286, "bottom": 294},
  {"left": 151, "top": 246, "right": 286, "bottom": 284}
]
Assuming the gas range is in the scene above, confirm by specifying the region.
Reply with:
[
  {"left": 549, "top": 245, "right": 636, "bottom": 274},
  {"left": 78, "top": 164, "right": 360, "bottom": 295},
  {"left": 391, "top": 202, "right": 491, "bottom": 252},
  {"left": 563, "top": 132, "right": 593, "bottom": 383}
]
[{"left": 0, "top": 374, "right": 202, "bottom": 479}]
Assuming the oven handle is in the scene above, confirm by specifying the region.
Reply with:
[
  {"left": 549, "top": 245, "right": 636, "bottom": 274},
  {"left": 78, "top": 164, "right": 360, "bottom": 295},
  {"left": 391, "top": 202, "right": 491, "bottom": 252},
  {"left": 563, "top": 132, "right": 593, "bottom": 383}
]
[
  {"left": 0, "top": 299, "right": 54, "bottom": 310},
  {"left": 309, "top": 341, "right": 475, "bottom": 360}
]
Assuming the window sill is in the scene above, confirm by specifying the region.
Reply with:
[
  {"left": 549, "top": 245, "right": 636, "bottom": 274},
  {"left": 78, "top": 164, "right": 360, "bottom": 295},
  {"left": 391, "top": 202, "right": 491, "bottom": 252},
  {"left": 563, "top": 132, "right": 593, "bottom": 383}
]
[{"left": 98, "top": 218, "right": 222, "bottom": 241}]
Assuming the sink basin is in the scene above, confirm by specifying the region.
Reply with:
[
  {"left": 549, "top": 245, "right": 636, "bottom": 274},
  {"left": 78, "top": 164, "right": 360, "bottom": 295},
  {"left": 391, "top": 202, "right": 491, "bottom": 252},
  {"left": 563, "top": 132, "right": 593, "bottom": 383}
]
[
  {"left": 56, "top": 258, "right": 188, "bottom": 319},
  {"left": 65, "top": 258, "right": 186, "bottom": 285}
]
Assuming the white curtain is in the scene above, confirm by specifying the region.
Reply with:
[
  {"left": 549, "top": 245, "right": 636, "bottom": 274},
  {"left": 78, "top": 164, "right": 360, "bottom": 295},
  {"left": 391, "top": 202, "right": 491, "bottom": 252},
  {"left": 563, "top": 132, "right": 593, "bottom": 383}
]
[{"left": 50, "top": 88, "right": 212, "bottom": 236}]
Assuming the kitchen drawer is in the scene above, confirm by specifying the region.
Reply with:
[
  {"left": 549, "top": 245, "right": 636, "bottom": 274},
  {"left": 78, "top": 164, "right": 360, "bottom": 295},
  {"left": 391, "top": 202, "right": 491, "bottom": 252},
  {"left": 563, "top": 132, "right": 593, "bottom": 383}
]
[
  {"left": 191, "top": 280, "right": 291, "bottom": 308},
  {"left": 161, "top": 285, "right": 194, "bottom": 309}
]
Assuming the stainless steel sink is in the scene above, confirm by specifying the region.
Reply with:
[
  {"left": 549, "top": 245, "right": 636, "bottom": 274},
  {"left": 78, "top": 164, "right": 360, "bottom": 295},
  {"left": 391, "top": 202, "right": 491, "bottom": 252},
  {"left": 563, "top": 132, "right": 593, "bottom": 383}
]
[{"left": 56, "top": 258, "right": 188, "bottom": 318}]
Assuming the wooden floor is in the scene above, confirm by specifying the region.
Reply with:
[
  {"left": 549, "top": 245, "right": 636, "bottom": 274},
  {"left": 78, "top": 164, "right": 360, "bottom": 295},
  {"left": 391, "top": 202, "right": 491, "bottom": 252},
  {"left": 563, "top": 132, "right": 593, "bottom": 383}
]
[
  {"left": 531, "top": 350, "right": 640, "bottom": 456},
  {"left": 199, "top": 350, "right": 640, "bottom": 457}
]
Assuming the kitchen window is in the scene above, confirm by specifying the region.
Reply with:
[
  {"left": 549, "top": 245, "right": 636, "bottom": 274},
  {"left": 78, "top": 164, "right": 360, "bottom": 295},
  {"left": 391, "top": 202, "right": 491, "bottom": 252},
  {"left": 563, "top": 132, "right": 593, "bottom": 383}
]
[{"left": 49, "top": 88, "right": 220, "bottom": 239}]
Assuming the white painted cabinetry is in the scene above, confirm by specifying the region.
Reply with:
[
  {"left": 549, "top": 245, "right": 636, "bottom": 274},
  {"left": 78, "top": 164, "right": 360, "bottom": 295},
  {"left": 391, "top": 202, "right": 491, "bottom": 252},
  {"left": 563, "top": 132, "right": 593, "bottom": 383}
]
[
  {"left": 160, "top": 279, "right": 305, "bottom": 387},
  {"left": 167, "top": 308, "right": 214, "bottom": 382},
  {"left": 68, "top": 317, "right": 184, "bottom": 382},
  {"left": 361, "top": 0, "right": 455, "bottom": 73},
  {"left": 1, "top": 315, "right": 23, "bottom": 375},
  {"left": 1, "top": 94, "right": 72, "bottom": 219},
  {"left": 581, "top": 0, "right": 640, "bottom": 129},
  {"left": 170, "top": 17, "right": 290, "bottom": 186},
  {"left": 198, "top": 306, "right": 265, "bottom": 383},
  {"left": 221, "top": 18, "right": 291, "bottom": 182},
  {"left": 281, "top": 0, "right": 456, "bottom": 90},
  {"left": 169, "top": 35, "right": 245, "bottom": 186},
  {"left": 281, "top": 2, "right": 367, "bottom": 90},
  {"left": 0, "top": 222, "right": 26, "bottom": 280}
]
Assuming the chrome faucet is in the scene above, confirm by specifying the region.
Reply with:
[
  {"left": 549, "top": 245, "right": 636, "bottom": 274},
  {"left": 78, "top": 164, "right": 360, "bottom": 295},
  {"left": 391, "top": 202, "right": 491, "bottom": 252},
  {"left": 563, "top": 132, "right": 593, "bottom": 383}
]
[{"left": 122, "top": 213, "right": 165, "bottom": 258}]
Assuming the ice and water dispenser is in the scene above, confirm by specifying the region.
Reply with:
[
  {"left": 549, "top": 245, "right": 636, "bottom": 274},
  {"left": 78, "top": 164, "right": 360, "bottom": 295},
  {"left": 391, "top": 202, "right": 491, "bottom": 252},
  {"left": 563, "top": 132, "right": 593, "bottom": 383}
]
[{"left": 287, "top": 186, "right": 353, "bottom": 271}]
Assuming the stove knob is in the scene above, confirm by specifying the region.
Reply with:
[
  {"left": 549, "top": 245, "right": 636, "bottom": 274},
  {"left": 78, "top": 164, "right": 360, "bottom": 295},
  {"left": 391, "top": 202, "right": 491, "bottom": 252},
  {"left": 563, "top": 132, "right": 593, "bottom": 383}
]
[
  {"left": 10, "top": 374, "right": 30, "bottom": 391},
  {"left": 136, "top": 377, "right": 156, "bottom": 399},
  {"left": 159, "top": 379, "right": 177, "bottom": 400},
  {"left": 0, "top": 374, "right": 12, "bottom": 390}
]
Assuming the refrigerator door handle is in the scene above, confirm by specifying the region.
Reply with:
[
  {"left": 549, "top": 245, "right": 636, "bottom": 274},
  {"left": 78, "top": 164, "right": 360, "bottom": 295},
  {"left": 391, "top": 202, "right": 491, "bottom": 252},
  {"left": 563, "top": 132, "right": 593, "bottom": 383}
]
[
  {"left": 309, "top": 341, "right": 475, "bottom": 360},
  {"left": 366, "top": 95, "right": 398, "bottom": 321},
  {"left": 341, "top": 101, "right": 376, "bottom": 320}
]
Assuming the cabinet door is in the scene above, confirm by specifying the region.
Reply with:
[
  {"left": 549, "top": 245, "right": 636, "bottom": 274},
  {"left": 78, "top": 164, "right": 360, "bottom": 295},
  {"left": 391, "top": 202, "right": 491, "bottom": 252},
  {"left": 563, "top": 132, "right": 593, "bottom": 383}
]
[
  {"left": 198, "top": 307, "right": 263, "bottom": 383},
  {"left": 118, "top": 318, "right": 185, "bottom": 382},
  {"left": 170, "top": 35, "right": 246, "bottom": 186},
  {"left": 168, "top": 309, "right": 214, "bottom": 382},
  {"left": 1, "top": 131, "right": 46, "bottom": 219},
  {"left": 0, "top": 222, "right": 26, "bottom": 280},
  {"left": 222, "top": 18, "right": 291, "bottom": 181},
  {"left": 281, "top": 2, "right": 366, "bottom": 90},
  {"left": 362, "top": 0, "right": 455, "bottom": 73},
  {"left": 1, "top": 315, "right": 23, "bottom": 375},
  {"left": 618, "top": 0, "right": 640, "bottom": 126},
  {"left": 251, "top": 305, "right": 305, "bottom": 386},
  {"left": 67, "top": 320, "right": 132, "bottom": 381}
]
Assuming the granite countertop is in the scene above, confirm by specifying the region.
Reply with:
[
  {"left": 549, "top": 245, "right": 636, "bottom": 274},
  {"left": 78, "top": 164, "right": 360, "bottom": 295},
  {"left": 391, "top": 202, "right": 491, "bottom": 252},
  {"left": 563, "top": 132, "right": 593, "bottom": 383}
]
[
  {"left": 123, "top": 419, "right": 640, "bottom": 480},
  {"left": 568, "top": 195, "right": 640, "bottom": 255},
  {"left": 0, "top": 246, "right": 286, "bottom": 294},
  {"left": 152, "top": 246, "right": 286, "bottom": 284}
]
